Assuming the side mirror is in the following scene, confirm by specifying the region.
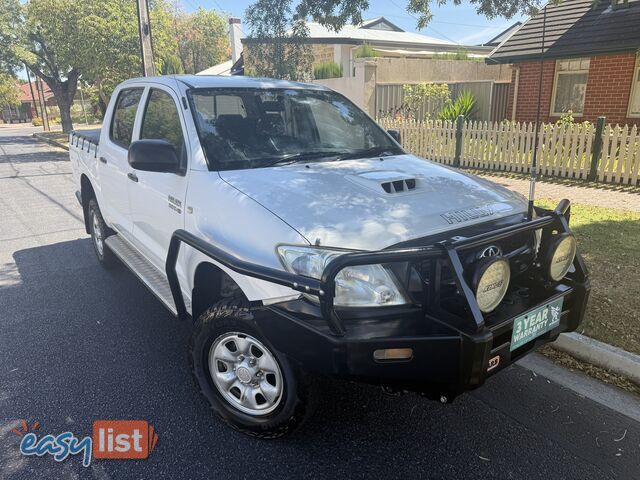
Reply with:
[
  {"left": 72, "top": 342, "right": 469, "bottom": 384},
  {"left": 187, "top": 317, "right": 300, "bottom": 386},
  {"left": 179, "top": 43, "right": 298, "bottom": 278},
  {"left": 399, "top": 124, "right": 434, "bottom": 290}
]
[
  {"left": 387, "top": 129, "right": 401, "bottom": 144},
  {"left": 128, "top": 139, "right": 180, "bottom": 173}
]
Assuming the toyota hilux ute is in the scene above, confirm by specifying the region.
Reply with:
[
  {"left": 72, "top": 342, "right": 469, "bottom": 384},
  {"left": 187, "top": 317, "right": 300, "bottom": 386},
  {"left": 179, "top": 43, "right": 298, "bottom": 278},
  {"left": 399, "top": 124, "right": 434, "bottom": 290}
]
[{"left": 69, "top": 75, "right": 590, "bottom": 438}]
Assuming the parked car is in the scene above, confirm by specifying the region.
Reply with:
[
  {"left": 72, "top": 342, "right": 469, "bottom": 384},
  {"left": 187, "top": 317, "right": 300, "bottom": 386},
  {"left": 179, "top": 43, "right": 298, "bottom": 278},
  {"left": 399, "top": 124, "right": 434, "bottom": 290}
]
[{"left": 69, "top": 75, "right": 590, "bottom": 438}]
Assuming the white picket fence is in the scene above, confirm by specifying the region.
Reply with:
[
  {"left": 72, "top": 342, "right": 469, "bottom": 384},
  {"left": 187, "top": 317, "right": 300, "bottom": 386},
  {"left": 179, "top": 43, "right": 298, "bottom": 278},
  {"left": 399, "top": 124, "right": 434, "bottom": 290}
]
[{"left": 378, "top": 118, "right": 640, "bottom": 186}]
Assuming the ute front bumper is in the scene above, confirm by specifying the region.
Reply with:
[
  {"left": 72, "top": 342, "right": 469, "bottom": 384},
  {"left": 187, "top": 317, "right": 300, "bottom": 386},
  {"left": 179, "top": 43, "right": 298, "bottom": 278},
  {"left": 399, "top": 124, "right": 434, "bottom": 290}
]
[{"left": 166, "top": 200, "right": 590, "bottom": 399}]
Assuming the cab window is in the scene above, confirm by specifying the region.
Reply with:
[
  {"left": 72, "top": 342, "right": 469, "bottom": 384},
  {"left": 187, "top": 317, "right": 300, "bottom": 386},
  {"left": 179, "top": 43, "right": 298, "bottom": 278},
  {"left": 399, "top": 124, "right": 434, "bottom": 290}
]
[
  {"left": 140, "top": 89, "right": 185, "bottom": 155},
  {"left": 110, "top": 88, "right": 144, "bottom": 148}
]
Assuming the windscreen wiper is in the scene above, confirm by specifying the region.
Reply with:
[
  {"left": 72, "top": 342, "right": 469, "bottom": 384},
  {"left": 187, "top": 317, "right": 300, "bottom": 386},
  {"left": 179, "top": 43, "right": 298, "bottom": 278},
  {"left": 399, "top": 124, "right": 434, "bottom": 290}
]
[
  {"left": 336, "top": 146, "right": 400, "bottom": 161},
  {"left": 262, "top": 150, "right": 345, "bottom": 168}
]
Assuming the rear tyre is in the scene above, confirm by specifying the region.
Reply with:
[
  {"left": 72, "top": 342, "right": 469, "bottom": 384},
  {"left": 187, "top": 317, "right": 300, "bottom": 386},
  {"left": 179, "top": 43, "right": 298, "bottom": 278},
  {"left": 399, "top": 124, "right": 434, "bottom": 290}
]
[
  {"left": 190, "top": 296, "right": 318, "bottom": 438},
  {"left": 88, "top": 198, "right": 117, "bottom": 269}
]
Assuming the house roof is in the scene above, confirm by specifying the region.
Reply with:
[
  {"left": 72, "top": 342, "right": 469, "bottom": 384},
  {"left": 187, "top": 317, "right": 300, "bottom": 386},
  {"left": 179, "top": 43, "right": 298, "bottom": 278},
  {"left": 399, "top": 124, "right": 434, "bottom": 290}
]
[
  {"left": 197, "top": 59, "right": 234, "bottom": 76},
  {"left": 488, "top": 0, "right": 640, "bottom": 64},
  {"left": 359, "top": 17, "right": 404, "bottom": 32},
  {"left": 18, "top": 82, "right": 53, "bottom": 103},
  {"left": 242, "top": 16, "right": 492, "bottom": 53},
  {"left": 196, "top": 54, "right": 244, "bottom": 76},
  {"left": 482, "top": 22, "right": 521, "bottom": 47}
]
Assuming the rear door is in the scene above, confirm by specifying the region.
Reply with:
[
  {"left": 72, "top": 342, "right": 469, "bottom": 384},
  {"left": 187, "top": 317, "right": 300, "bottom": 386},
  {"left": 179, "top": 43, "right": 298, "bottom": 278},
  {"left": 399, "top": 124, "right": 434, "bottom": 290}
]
[
  {"left": 128, "top": 85, "right": 189, "bottom": 271},
  {"left": 98, "top": 86, "right": 144, "bottom": 238}
]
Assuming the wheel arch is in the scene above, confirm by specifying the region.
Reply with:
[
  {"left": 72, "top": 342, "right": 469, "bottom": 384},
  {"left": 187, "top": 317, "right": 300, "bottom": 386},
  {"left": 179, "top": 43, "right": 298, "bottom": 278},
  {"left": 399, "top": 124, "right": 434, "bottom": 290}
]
[{"left": 191, "top": 261, "right": 247, "bottom": 321}]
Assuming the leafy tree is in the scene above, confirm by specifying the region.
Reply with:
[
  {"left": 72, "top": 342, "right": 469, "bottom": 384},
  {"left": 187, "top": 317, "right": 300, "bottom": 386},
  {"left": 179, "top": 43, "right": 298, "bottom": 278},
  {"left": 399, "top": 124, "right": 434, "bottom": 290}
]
[
  {"left": 292, "top": 0, "right": 539, "bottom": 31},
  {"left": 0, "top": 73, "right": 20, "bottom": 110},
  {"left": 245, "top": 0, "right": 313, "bottom": 80},
  {"left": 0, "top": 0, "right": 188, "bottom": 130},
  {"left": 78, "top": 0, "right": 177, "bottom": 113},
  {"left": 0, "top": 0, "right": 90, "bottom": 132},
  {"left": 161, "top": 54, "right": 185, "bottom": 75},
  {"left": 245, "top": 0, "right": 538, "bottom": 79},
  {"left": 175, "top": 8, "right": 228, "bottom": 74}
]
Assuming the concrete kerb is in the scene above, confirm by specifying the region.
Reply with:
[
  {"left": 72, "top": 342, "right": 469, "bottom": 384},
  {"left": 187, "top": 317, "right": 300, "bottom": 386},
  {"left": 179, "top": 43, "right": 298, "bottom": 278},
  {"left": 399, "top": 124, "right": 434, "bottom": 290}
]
[
  {"left": 553, "top": 332, "right": 640, "bottom": 385},
  {"left": 32, "top": 132, "right": 68, "bottom": 151}
]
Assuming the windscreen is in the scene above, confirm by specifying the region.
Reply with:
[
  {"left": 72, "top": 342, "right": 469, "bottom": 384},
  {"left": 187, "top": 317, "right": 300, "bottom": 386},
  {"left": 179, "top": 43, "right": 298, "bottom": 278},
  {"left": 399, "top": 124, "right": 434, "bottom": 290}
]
[{"left": 189, "top": 88, "right": 401, "bottom": 171}]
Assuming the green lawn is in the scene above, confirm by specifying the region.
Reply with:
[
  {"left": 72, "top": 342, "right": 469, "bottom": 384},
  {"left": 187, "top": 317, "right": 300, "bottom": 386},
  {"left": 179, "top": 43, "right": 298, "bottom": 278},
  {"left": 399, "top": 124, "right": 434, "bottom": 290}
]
[{"left": 537, "top": 199, "right": 640, "bottom": 355}]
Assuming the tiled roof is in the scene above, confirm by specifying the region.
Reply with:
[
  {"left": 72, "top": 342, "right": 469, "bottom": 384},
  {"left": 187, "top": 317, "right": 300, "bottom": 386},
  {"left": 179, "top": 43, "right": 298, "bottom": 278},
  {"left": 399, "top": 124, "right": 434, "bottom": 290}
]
[
  {"left": 18, "top": 82, "right": 54, "bottom": 103},
  {"left": 488, "top": 0, "right": 640, "bottom": 63}
]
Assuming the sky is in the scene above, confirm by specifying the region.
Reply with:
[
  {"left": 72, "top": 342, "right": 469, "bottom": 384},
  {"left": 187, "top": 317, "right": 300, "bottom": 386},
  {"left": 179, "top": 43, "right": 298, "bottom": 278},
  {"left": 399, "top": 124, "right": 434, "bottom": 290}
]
[{"left": 182, "top": 0, "right": 528, "bottom": 46}]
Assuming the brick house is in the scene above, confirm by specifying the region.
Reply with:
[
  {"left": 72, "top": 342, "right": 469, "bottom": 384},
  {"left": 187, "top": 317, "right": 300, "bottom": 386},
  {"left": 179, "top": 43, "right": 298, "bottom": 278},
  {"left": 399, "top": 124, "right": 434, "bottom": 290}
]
[{"left": 488, "top": 0, "right": 640, "bottom": 125}]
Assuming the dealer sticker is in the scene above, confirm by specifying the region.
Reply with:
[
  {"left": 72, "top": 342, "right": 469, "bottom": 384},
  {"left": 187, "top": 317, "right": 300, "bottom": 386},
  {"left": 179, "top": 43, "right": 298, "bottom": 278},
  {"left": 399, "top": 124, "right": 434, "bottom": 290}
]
[{"left": 510, "top": 297, "right": 564, "bottom": 351}]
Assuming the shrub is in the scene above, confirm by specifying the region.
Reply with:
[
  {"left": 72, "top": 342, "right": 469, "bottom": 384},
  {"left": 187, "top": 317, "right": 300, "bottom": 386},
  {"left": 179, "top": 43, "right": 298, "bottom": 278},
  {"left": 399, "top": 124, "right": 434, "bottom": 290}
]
[
  {"left": 402, "top": 83, "right": 451, "bottom": 120},
  {"left": 437, "top": 90, "right": 476, "bottom": 121},
  {"left": 32, "top": 117, "right": 42, "bottom": 126},
  {"left": 313, "top": 61, "right": 343, "bottom": 79},
  {"left": 431, "top": 49, "right": 483, "bottom": 62},
  {"left": 355, "top": 42, "right": 379, "bottom": 58},
  {"left": 161, "top": 54, "right": 185, "bottom": 75}
]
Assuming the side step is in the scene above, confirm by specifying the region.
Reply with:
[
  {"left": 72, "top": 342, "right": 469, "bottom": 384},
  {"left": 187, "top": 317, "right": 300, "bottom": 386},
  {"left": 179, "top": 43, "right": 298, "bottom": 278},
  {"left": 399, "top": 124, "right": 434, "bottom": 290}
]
[{"left": 105, "top": 235, "right": 186, "bottom": 316}]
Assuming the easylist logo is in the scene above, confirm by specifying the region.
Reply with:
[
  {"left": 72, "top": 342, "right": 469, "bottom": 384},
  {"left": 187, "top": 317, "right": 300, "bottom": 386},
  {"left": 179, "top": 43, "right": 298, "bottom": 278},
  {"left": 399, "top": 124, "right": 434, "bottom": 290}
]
[
  {"left": 93, "top": 420, "right": 158, "bottom": 460},
  {"left": 15, "top": 419, "right": 158, "bottom": 467}
]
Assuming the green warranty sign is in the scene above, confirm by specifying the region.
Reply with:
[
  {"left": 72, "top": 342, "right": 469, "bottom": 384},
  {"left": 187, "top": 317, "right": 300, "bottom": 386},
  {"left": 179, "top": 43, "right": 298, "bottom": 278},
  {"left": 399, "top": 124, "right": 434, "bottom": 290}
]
[{"left": 510, "top": 297, "right": 564, "bottom": 351}]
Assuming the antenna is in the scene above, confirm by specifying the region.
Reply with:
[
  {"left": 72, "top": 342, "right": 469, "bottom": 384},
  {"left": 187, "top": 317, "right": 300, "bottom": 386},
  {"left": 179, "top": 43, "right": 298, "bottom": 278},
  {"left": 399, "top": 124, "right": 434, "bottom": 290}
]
[{"left": 527, "top": 3, "right": 548, "bottom": 220}]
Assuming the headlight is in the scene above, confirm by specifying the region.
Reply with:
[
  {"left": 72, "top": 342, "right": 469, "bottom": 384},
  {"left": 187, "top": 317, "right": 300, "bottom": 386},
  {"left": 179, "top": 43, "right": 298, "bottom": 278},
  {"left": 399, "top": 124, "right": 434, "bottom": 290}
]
[
  {"left": 473, "top": 258, "right": 510, "bottom": 313},
  {"left": 548, "top": 234, "right": 577, "bottom": 281},
  {"left": 276, "top": 245, "right": 409, "bottom": 307}
]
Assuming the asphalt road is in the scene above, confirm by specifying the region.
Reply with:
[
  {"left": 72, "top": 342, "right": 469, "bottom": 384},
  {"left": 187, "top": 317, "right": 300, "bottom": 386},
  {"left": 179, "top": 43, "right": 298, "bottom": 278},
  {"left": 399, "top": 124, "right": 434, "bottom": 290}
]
[{"left": 1, "top": 125, "right": 639, "bottom": 480}]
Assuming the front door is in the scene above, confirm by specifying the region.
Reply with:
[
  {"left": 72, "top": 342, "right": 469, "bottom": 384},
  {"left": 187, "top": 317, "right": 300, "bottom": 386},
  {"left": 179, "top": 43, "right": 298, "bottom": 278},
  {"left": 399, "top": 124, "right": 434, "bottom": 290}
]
[{"left": 127, "top": 86, "right": 190, "bottom": 271}]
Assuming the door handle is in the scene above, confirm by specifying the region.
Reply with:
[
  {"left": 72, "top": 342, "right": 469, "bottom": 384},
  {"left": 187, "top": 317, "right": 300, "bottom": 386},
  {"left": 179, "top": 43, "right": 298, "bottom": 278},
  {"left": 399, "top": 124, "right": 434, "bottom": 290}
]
[
  {"left": 99, "top": 156, "right": 107, "bottom": 164},
  {"left": 127, "top": 172, "right": 138, "bottom": 183}
]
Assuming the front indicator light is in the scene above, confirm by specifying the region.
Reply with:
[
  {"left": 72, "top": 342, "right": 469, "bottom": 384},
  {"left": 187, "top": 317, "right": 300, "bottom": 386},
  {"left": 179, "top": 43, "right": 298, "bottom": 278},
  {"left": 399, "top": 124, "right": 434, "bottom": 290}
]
[
  {"left": 373, "top": 348, "right": 413, "bottom": 361},
  {"left": 474, "top": 257, "right": 511, "bottom": 313},
  {"left": 548, "top": 234, "right": 577, "bottom": 281}
]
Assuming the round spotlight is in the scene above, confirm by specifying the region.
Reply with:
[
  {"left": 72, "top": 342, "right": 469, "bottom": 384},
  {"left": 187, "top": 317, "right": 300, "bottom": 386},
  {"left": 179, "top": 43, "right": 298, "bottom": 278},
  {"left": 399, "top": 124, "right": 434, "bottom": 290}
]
[
  {"left": 474, "top": 258, "right": 511, "bottom": 313},
  {"left": 548, "top": 234, "right": 577, "bottom": 281}
]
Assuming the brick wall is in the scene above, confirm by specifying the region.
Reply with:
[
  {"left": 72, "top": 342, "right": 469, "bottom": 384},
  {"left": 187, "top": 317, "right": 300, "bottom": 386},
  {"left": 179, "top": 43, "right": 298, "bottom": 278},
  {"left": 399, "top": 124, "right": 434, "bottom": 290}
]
[
  {"left": 508, "top": 53, "right": 640, "bottom": 126},
  {"left": 312, "top": 44, "right": 334, "bottom": 64},
  {"left": 583, "top": 53, "right": 638, "bottom": 125},
  {"left": 509, "top": 60, "right": 556, "bottom": 123}
]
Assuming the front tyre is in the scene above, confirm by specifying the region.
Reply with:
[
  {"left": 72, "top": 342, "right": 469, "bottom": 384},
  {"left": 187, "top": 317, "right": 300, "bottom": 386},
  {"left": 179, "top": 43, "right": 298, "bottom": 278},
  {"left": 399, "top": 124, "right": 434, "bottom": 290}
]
[
  {"left": 190, "top": 297, "right": 317, "bottom": 438},
  {"left": 88, "top": 199, "right": 117, "bottom": 268}
]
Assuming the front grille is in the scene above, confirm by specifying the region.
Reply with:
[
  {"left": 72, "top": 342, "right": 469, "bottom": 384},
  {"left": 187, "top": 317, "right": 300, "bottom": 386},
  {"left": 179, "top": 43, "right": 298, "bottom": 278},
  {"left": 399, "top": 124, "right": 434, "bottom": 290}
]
[{"left": 390, "top": 214, "right": 538, "bottom": 314}]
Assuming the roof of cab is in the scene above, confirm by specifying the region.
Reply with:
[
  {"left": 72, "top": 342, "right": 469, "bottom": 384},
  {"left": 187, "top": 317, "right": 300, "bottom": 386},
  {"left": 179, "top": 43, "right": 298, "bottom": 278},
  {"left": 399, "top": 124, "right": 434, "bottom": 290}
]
[{"left": 120, "top": 75, "right": 329, "bottom": 91}]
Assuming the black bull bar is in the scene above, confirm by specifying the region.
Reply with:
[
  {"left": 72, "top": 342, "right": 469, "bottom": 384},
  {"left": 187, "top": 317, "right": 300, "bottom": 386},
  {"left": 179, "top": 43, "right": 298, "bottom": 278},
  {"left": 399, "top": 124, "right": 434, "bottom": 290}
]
[{"left": 165, "top": 199, "right": 588, "bottom": 338}]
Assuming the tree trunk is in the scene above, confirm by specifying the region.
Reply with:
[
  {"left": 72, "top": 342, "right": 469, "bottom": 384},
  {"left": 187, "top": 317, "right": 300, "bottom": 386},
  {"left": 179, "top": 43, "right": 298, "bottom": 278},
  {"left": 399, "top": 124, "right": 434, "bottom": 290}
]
[
  {"left": 95, "top": 78, "right": 109, "bottom": 117},
  {"left": 39, "top": 69, "right": 80, "bottom": 133},
  {"left": 56, "top": 96, "right": 73, "bottom": 133}
]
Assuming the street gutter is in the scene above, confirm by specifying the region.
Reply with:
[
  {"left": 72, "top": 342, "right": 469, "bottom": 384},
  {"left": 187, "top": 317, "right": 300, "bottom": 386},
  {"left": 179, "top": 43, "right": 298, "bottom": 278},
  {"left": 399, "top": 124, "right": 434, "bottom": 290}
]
[
  {"left": 518, "top": 353, "right": 640, "bottom": 423},
  {"left": 553, "top": 332, "right": 640, "bottom": 385},
  {"left": 32, "top": 132, "right": 68, "bottom": 151}
]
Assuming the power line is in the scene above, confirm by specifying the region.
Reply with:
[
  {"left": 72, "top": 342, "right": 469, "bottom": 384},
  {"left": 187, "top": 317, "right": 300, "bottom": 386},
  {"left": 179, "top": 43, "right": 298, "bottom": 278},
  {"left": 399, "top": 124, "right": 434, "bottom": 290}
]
[{"left": 386, "top": 0, "right": 460, "bottom": 44}]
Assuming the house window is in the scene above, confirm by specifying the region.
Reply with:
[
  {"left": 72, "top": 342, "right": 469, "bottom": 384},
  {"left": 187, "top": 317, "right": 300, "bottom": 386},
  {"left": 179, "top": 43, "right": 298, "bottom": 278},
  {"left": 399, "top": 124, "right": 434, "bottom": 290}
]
[
  {"left": 628, "top": 61, "right": 640, "bottom": 117},
  {"left": 551, "top": 58, "right": 590, "bottom": 116}
]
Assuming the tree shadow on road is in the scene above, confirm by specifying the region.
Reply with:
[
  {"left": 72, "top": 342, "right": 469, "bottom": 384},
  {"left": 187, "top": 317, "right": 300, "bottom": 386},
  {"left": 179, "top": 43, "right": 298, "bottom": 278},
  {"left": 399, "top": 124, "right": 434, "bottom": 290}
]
[{"left": 0, "top": 135, "right": 68, "bottom": 164}]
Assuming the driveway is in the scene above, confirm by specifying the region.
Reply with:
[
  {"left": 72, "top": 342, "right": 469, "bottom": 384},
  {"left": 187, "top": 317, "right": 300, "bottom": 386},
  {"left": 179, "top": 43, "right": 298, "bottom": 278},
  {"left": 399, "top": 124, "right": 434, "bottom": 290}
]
[{"left": 1, "top": 126, "right": 639, "bottom": 479}]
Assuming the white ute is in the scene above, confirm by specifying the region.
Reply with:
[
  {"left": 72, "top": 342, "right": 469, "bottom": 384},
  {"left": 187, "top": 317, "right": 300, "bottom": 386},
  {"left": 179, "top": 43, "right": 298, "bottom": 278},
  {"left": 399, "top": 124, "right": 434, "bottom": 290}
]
[{"left": 70, "top": 75, "right": 589, "bottom": 437}]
